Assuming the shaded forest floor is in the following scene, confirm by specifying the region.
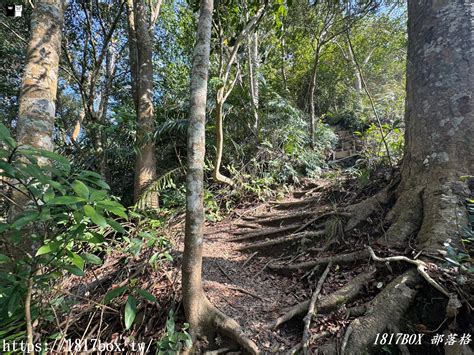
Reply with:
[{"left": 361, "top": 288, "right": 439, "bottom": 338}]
[
  {"left": 186, "top": 175, "right": 384, "bottom": 353},
  {"left": 57, "top": 166, "right": 473, "bottom": 354}
]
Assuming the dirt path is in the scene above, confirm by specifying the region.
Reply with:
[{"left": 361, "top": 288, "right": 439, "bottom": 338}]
[{"left": 199, "top": 182, "right": 329, "bottom": 352}]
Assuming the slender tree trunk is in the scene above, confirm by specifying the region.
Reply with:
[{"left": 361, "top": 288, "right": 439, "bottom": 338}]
[
  {"left": 347, "top": 41, "right": 362, "bottom": 95},
  {"left": 383, "top": 0, "right": 474, "bottom": 253},
  {"left": 308, "top": 46, "right": 320, "bottom": 150},
  {"left": 127, "top": 0, "right": 159, "bottom": 208},
  {"left": 183, "top": 1, "right": 258, "bottom": 352},
  {"left": 248, "top": 31, "right": 260, "bottom": 135},
  {"left": 183, "top": 0, "right": 213, "bottom": 337},
  {"left": 280, "top": 23, "right": 289, "bottom": 93},
  {"left": 212, "top": 96, "right": 234, "bottom": 186},
  {"left": 95, "top": 45, "right": 117, "bottom": 181}
]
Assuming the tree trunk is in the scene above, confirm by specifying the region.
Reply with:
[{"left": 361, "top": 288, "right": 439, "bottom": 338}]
[
  {"left": 183, "top": 1, "right": 258, "bottom": 352},
  {"left": 248, "top": 30, "right": 260, "bottom": 135},
  {"left": 126, "top": 0, "right": 139, "bottom": 110},
  {"left": 127, "top": 0, "right": 159, "bottom": 208},
  {"left": 280, "top": 22, "right": 289, "bottom": 93},
  {"left": 17, "top": 0, "right": 65, "bottom": 156},
  {"left": 383, "top": 0, "right": 474, "bottom": 253},
  {"left": 308, "top": 46, "right": 320, "bottom": 150},
  {"left": 95, "top": 44, "right": 117, "bottom": 182},
  {"left": 183, "top": 0, "right": 213, "bottom": 337},
  {"left": 12, "top": 0, "right": 65, "bottom": 219},
  {"left": 212, "top": 96, "right": 234, "bottom": 186}
]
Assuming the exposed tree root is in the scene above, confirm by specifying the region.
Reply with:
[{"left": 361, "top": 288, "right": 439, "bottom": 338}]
[
  {"left": 368, "top": 246, "right": 450, "bottom": 297},
  {"left": 344, "top": 182, "right": 393, "bottom": 231},
  {"left": 380, "top": 187, "right": 423, "bottom": 247},
  {"left": 287, "top": 331, "right": 330, "bottom": 354},
  {"left": 186, "top": 298, "right": 259, "bottom": 354},
  {"left": 269, "top": 197, "right": 319, "bottom": 209},
  {"left": 212, "top": 308, "right": 259, "bottom": 354},
  {"left": 234, "top": 223, "right": 260, "bottom": 229},
  {"left": 269, "top": 249, "right": 369, "bottom": 272},
  {"left": 255, "top": 211, "right": 316, "bottom": 226},
  {"left": 271, "top": 268, "right": 375, "bottom": 329},
  {"left": 230, "top": 224, "right": 301, "bottom": 241},
  {"left": 294, "top": 211, "right": 350, "bottom": 234},
  {"left": 237, "top": 230, "right": 324, "bottom": 251},
  {"left": 337, "top": 270, "right": 420, "bottom": 354},
  {"left": 302, "top": 262, "right": 332, "bottom": 354}
]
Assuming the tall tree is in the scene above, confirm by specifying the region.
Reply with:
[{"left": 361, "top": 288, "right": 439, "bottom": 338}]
[
  {"left": 212, "top": 1, "right": 267, "bottom": 186},
  {"left": 12, "top": 0, "right": 66, "bottom": 349},
  {"left": 16, "top": 0, "right": 65, "bottom": 157},
  {"left": 126, "top": 0, "right": 162, "bottom": 207},
  {"left": 383, "top": 0, "right": 473, "bottom": 252},
  {"left": 341, "top": 1, "right": 473, "bottom": 351},
  {"left": 182, "top": 0, "right": 258, "bottom": 352},
  {"left": 62, "top": 0, "right": 124, "bottom": 179},
  {"left": 247, "top": 26, "right": 260, "bottom": 135},
  {"left": 12, "top": 0, "right": 66, "bottom": 220}
]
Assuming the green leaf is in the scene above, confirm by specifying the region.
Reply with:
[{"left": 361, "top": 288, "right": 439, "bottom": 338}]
[
  {"left": 105, "top": 206, "right": 128, "bottom": 220},
  {"left": 81, "top": 253, "right": 102, "bottom": 265},
  {"left": 0, "top": 254, "right": 11, "bottom": 264},
  {"left": 43, "top": 189, "right": 55, "bottom": 202},
  {"left": 103, "top": 286, "right": 128, "bottom": 304},
  {"left": 72, "top": 180, "right": 90, "bottom": 199},
  {"left": 0, "top": 161, "right": 15, "bottom": 178},
  {"left": 137, "top": 288, "right": 157, "bottom": 303},
  {"left": 10, "top": 211, "right": 39, "bottom": 230},
  {"left": 35, "top": 242, "right": 60, "bottom": 256},
  {"left": 48, "top": 180, "right": 66, "bottom": 194},
  {"left": 22, "top": 149, "right": 70, "bottom": 171},
  {"left": 84, "top": 205, "right": 107, "bottom": 227},
  {"left": 124, "top": 295, "right": 137, "bottom": 330},
  {"left": 0, "top": 123, "right": 16, "bottom": 148},
  {"left": 107, "top": 219, "right": 126, "bottom": 234},
  {"left": 89, "top": 189, "right": 109, "bottom": 201},
  {"left": 0, "top": 223, "right": 9, "bottom": 233},
  {"left": 64, "top": 265, "right": 85, "bottom": 276},
  {"left": 48, "top": 196, "right": 86, "bottom": 205},
  {"left": 67, "top": 252, "right": 85, "bottom": 270},
  {"left": 7, "top": 292, "right": 20, "bottom": 317}
]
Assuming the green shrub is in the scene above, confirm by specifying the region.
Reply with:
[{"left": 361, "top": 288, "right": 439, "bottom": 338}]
[{"left": 0, "top": 123, "right": 128, "bottom": 342}]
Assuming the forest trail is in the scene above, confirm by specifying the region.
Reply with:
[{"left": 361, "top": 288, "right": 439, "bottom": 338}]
[{"left": 197, "top": 180, "right": 339, "bottom": 352}]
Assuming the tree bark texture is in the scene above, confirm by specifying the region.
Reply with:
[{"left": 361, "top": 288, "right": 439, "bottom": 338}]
[
  {"left": 182, "top": 3, "right": 259, "bottom": 352},
  {"left": 384, "top": 0, "right": 474, "bottom": 253},
  {"left": 308, "top": 46, "right": 320, "bottom": 150},
  {"left": 183, "top": 0, "right": 214, "bottom": 339},
  {"left": 248, "top": 30, "right": 260, "bottom": 134},
  {"left": 17, "top": 0, "right": 65, "bottom": 156},
  {"left": 9, "top": 0, "right": 65, "bottom": 261},
  {"left": 127, "top": 0, "right": 159, "bottom": 208}
]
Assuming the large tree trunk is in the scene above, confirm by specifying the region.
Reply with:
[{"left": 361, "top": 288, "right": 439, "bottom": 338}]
[
  {"left": 383, "top": 0, "right": 474, "bottom": 253},
  {"left": 127, "top": 0, "right": 159, "bottom": 208},
  {"left": 126, "top": 0, "right": 139, "bottom": 111},
  {"left": 11, "top": 1, "right": 65, "bottom": 349},
  {"left": 17, "top": 0, "right": 65, "bottom": 156},
  {"left": 12, "top": 0, "right": 65, "bottom": 219},
  {"left": 183, "top": 1, "right": 257, "bottom": 352}
]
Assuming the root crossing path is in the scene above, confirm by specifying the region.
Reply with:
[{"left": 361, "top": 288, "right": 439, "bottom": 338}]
[{"left": 199, "top": 181, "right": 340, "bottom": 353}]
